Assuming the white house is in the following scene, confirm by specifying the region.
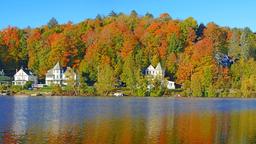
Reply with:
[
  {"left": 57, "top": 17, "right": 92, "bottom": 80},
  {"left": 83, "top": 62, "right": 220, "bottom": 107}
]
[
  {"left": 13, "top": 68, "right": 38, "bottom": 86},
  {"left": 145, "top": 63, "right": 165, "bottom": 78},
  {"left": 145, "top": 63, "right": 176, "bottom": 90},
  {"left": 45, "top": 62, "right": 63, "bottom": 85},
  {"left": 45, "top": 62, "right": 78, "bottom": 86},
  {"left": 167, "top": 81, "right": 175, "bottom": 90}
]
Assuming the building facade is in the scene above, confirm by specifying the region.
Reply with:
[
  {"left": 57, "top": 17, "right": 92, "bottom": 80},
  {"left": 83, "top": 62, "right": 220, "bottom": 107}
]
[
  {"left": 45, "top": 62, "right": 78, "bottom": 86},
  {"left": 13, "top": 68, "right": 38, "bottom": 86},
  {"left": 145, "top": 63, "right": 165, "bottom": 78},
  {"left": 145, "top": 63, "right": 176, "bottom": 90},
  {"left": 45, "top": 62, "right": 63, "bottom": 85}
]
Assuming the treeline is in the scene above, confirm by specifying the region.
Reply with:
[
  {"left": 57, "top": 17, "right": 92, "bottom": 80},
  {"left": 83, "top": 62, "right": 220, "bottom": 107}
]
[{"left": 1, "top": 11, "right": 256, "bottom": 97}]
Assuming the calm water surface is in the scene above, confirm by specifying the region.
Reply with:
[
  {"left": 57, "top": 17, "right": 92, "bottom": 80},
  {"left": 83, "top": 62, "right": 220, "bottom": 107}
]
[{"left": 0, "top": 96, "right": 256, "bottom": 144}]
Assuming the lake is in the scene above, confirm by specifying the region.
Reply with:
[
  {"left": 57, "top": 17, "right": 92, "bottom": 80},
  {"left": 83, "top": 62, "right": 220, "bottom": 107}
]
[{"left": 0, "top": 96, "right": 256, "bottom": 144}]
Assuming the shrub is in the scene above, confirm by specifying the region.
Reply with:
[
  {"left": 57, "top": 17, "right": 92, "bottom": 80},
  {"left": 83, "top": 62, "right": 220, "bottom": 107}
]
[
  {"left": 10, "top": 85, "right": 22, "bottom": 93},
  {"left": 0, "top": 85, "right": 7, "bottom": 93},
  {"left": 78, "top": 83, "right": 96, "bottom": 95},
  {"left": 51, "top": 85, "right": 62, "bottom": 95},
  {"left": 24, "top": 81, "right": 33, "bottom": 89}
]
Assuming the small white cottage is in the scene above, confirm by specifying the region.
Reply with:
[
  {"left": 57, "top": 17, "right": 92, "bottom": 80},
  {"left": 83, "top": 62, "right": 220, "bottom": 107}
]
[
  {"left": 13, "top": 68, "right": 38, "bottom": 86},
  {"left": 145, "top": 63, "right": 176, "bottom": 90},
  {"left": 167, "top": 81, "right": 175, "bottom": 90},
  {"left": 145, "top": 63, "right": 165, "bottom": 78}
]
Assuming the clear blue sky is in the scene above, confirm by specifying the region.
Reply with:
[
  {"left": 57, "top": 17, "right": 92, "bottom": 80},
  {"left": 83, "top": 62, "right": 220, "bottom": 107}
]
[{"left": 0, "top": 0, "right": 255, "bottom": 31}]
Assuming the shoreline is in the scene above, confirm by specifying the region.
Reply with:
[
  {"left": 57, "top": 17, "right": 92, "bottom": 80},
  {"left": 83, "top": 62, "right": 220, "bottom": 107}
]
[{"left": 4, "top": 93, "right": 255, "bottom": 99}]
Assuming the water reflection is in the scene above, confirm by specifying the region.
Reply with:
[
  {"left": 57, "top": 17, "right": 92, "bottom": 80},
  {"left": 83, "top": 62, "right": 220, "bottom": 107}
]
[
  {"left": 12, "top": 96, "right": 29, "bottom": 136},
  {"left": 1, "top": 97, "right": 256, "bottom": 144}
]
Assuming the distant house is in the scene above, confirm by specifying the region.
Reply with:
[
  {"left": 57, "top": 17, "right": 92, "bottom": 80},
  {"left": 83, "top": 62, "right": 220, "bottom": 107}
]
[
  {"left": 145, "top": 63, "right": 176, "bottom": 90},
  {"left": 0, "top": 69, "right": 11, "bottom": 84},
  {"left": 167, "top": 81, "right": 176, "bottom": 90},
  {"left": 145, "top": 63, "right": 165, "bottom": 78},
  {"left": 45, "top": 62, "right": 78, "bottom": 86},
  {"left": 63, "top": 67, "right": 78, "bottom": 85},
  {"left": 13, "top": 68, "right": 38, "bottom": 86},
  {"left": 46, "top": 62, "right": 63, "bottom": 85}
]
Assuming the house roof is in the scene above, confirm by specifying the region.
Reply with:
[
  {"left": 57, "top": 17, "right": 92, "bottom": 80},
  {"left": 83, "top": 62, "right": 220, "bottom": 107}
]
[
  {"left": 46, "top": 69, "right": 54, "bottom": 76},
  {"left": 0, "top": 76, "right": 11, "bottom": 81},
  {"left": 147, "top": 65, "right": 155, "bottom": 71},
  {"left": 155, "top": 63, "right": 162, "bottom": 71},
  {"left": 53, "top": 62, "right": 61, "bottom": 70},
  {"left": 64, "top": 67, "right": 76, "bottom": 76},
  {"left": 15, "top": 68, "right": 34, "bottom": 76},
  {"left": 46, "top": 62, "right": 62, "bottom": 76},
  {"left": 23, "top": 69, "right": 34, "bottom": 76}
]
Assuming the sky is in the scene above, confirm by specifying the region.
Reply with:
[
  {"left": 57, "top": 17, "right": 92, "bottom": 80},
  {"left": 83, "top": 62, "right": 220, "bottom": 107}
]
[{"left": 0, "top": 0, "right": 255, "bottom": 31}]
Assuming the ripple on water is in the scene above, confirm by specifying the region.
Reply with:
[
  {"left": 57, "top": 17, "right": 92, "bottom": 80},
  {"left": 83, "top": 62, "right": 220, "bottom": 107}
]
[{"left": 0, "top": 96, "right": 256, "bottom": 144}]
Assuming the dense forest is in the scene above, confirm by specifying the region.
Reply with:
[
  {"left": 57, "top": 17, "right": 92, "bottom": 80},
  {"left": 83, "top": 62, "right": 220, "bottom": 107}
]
[{"left": 1, "top": 11, "right": 256, "bottom": 97}]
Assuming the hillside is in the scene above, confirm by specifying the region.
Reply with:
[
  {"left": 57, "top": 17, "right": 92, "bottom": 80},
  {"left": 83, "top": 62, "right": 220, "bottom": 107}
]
[{"left": 1, "top": 11, "right": 256, "bottom": 97}]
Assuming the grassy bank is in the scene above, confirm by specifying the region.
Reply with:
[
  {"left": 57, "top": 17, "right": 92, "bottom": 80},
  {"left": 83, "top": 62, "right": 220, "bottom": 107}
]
[{"left": 1, "top": 84, "right": 255, "bottom": 98}]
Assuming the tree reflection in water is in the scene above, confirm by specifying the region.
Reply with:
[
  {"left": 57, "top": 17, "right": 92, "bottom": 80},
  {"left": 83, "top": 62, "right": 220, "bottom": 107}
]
[{"left": 0, "top": 97, "right": 256, "bottom": 144}]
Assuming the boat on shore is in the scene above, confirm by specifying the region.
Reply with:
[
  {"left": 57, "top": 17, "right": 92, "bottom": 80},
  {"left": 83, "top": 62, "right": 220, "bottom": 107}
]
[
  {"left": 113, "top": 92, "right": 124, "bottom": 97},
  {"left": 0, "top": 90, "right": 10, "bottom": 96},
  {"left": 0, "top": 93, "right": 9, "bottom": 96}
]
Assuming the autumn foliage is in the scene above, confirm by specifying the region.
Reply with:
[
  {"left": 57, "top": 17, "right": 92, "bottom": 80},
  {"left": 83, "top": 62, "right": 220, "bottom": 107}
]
[{"left": 1, "top": 12, "right": 256, "bottom": 96}]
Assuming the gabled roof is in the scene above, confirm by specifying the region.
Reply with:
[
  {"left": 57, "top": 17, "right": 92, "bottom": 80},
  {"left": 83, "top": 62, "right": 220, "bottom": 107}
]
[
  {"left": 53, "top": 62, "right": 61, "bottom": 70},
  {"left": 23, "top": 69, "right": 34, "bottom": 76},
  {"left": 0, "top": 75, "right": 11, "bottom": 81},
  {"left": 64, "top": 67, "right": 76, "bottom": 76},
  {"left": 46, "top": 62, "right": 61, "bottom": 76},
  {"left": 155, "top": 63, "right": 162, "bottom": 71},
  {"left": 46, "top": 69, "right": 54, "bottom": 76},
  {"left": 147, "top": 65, "right": 155, "bottom": 71},
  {"left": 15, "top": 68, "right": 34, "bottom": 76}
]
